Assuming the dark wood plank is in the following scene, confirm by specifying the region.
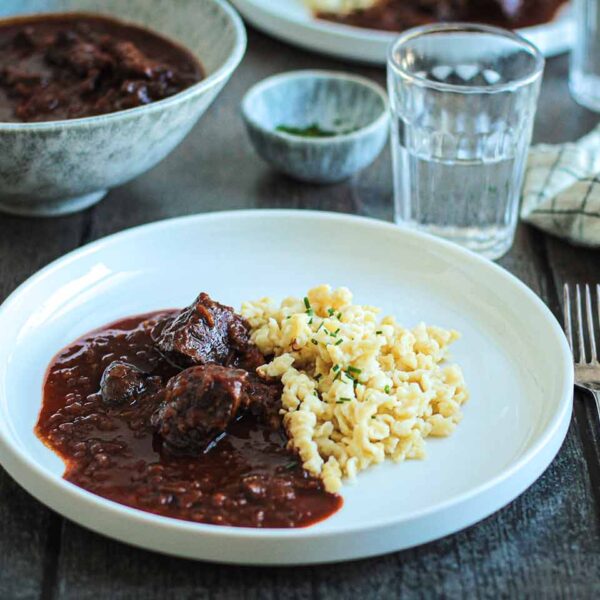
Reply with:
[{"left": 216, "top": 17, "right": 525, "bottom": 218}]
[
  {"left": 0, "top": 213, "right": 85, "bottom": 600},
  {"left": 0, "top": 475, "right": 58, "bottom": 600},
  {"left": 527, "top": 37, "right": 600, "bottom": 518},
  {"left": 542, "top": 235, "right": 600, "bottom": 495},
  {"left": 527, "top": 50, "right": 600, "bottom": 506}
]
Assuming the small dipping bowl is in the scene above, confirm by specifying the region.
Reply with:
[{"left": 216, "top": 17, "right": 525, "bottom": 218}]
[{"left": 241, "top": 70, "right": 389, "bottom": 184}]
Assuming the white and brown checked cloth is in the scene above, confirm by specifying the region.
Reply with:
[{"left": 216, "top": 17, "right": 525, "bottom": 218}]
[{"left": 521, "top": 123, "right": 600, "bottom": 246}]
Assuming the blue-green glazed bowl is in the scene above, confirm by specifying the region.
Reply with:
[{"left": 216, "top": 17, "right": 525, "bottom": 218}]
[
  {"left": 241, "top": 70, "right": 389, "bottom": 184},
  {"left": 0, "top": 0, "right": 246, "bottom": 216}
]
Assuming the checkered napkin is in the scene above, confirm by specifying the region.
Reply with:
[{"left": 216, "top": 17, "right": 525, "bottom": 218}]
[{"left": 521, "top": 124, "right": 600, "bottom": 246}]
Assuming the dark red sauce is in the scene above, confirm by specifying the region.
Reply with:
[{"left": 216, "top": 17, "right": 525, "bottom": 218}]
[
  {"left": 0, "top": 13, "right": 204, "bottom": 123},
  {"left": 318, "top": 0, "right": 568, "bottom": 32},
  {"left": 36, "top": 311, "right": 342, "bottom": 528},
  {"left": 36, "top": 311, "right": 342, "bottom": 527}
]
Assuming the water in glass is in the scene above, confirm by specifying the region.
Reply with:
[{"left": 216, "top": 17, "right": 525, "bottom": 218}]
[{"left": 388, "top": 25, "right": 544, "bottom": 260}]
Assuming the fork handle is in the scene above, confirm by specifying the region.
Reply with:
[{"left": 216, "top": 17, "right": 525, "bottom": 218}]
[{"left": 587, "top": 388, "right": 600, "bottom": 420}]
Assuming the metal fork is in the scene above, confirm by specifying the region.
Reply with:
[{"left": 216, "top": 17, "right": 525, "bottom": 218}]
[{"left": 563, "top": 283, "right": 600, "bottom": 417}]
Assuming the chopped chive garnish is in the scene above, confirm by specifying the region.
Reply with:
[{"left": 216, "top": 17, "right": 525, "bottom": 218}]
[
  {"left": 304, "top": 297, "right": 311, "bottom": 310},
  {"left": 308, "top": 317, "right": 313, "bottom": 325},
  {"left": 284, "top": 462, "right": 297, "bottom": 470},
  {"left": 332, "top": 364, "right": 340, "bottom": 372},
  {"left": 335, "top": 339, "right": 343, "bottom": 346},
  {"left": 306, "top": 309, "right": 314, "bottom": 317},
  {"left": 334, "top": 328, "right": 340, "bottom": 335},
  {"left": 376, "top": 330, "right": 383, "bottom": 335},
  {"left": 347, "top": 366, "right": 361, "bottom": 374},
  {"left": 337, "top": 312, "right": 342, "bottom": 319},
  {"left": 336, "top": 397, "right": 352, "bottom": 404},
  {"left": 316, "top": 322, "right": 324, "bottom": 332},
  {"left": 384, "top": 385, "right": 391, "bottom": 394},
  {"left": 311, "top": 339, "right": 318, "bottom": 345},
  {"left": 327, "top": 307, "right": 335, "bottom": 316},
  {"left": 371, "top": 415, "right": 376, "bottom": 419},
  {"left": 286, "top": 315, "right": 291, "bottom": 319},
  {"left": 334, "top": 371, "right": 341, "bottom": 381}
]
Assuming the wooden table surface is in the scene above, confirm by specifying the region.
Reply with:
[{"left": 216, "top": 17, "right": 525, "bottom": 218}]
[{"left": 1, "top": 28, "right": 600, "bottom": 600}]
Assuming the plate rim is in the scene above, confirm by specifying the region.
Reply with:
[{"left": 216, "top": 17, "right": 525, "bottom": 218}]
[{"left": 0, "top": 209, "right": 574, "bottom": 547}]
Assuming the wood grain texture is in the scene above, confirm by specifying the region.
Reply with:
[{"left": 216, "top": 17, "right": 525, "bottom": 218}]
[
  {"left": 0, "top": 28, "right": 599, "bottom": 600},
  {"left": 0, "top": 214, "right": 84, "bottom": 600}
]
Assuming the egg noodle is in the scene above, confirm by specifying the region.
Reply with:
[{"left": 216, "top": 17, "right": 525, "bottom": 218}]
[{"left": 241, "top": 285, "right": 468, "bottom": 493}]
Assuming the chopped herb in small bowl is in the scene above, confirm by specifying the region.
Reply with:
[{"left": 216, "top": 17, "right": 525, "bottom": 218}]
[{"left": 276, "top": 123, "right": 358, "bottom": 138}]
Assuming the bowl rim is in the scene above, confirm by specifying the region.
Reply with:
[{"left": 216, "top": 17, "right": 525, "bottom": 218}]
[
  {"left": 0, "top": 0, "right": 247, "bottom": 131},
  {"left": 240, "top": 69, "right": 390, "bottom": 145}
]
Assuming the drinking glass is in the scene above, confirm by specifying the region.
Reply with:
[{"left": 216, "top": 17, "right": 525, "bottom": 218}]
[
  {"left": 570, "top": 0, "right": 600, "bottom": 111},
  {"left": 387, "top": 24, "right": 544, "bottom": 260}
]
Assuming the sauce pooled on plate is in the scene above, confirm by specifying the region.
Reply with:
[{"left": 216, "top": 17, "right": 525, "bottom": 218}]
[
  {"left": 36, "top": 295, "right": 342, "bottom": 528},
  {"left": 318, "top": 0, "right": 568, "bottom": 32}
]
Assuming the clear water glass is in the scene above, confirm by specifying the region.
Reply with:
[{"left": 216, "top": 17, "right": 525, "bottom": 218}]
[
  {"left": 570, "top": 0, "right": 600, "bottom": 111},
  {"left": 387, "top": 24, "right": 544, "bottom": 260}
]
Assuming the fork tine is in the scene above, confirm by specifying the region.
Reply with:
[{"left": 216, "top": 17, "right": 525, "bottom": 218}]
[
  {"left": 585, "top": 284, "right": 598, "bottom": 363},
  {"left": 597, "top": 284, "right": 600, "bottom": 359},
  {"left": 576, "top": 284, "right": 587, "bottom": 363},
  {"left": 564, "top": 284, "right": 574, "bottom": 353}
]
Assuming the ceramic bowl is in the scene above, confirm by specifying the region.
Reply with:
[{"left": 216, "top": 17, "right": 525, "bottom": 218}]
[
  {"left": 241, "top": 70, "right": 389, "bottom": 184},
  {"left": 0, "top": 0, "right": 246, "bottom": 217}
]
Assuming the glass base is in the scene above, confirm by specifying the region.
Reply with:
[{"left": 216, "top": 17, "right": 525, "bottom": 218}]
[
  {"left": 397, "top": 221, "right": 515, "bottom": 261},
  {"left": 569, "top": 74, "right": 600, "bottom": 113}
]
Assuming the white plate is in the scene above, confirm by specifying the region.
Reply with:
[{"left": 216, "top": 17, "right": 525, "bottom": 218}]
[
  {"left": 0, "top": 210, "right": 572, "bottom": 565},
  {"left": 232, "top": 0, "right": 574, "bottom": 64}
]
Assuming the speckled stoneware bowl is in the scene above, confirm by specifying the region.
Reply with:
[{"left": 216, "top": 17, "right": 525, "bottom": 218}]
[
  {"left": 0, "top": 0, "right": 246, "bottom": 216},
  {"left": 241, "top": 70, "right": 389, "bottom": 184}
]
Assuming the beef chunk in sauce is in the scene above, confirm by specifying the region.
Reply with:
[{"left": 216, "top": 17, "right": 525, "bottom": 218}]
[
  {"left": 152, "top": 293, "right": 255, "bottom": 368},
  {"left": 100, "top": 360, "right": 162, "bottom": 407},
  {"left": 152, "top": 364, "right": 283, "bottom": 454},
  {"left": 234, "top": 344, "right": 267, "bottom": 372},
  {"left": 0, "top": 15, "right": 203, "bottom": 123},
  {"left": 152, "top": 364, "right": 249, "bottom": 453},
  {"left": 245, "top": 374, "right": 283, "bottom": 431}
]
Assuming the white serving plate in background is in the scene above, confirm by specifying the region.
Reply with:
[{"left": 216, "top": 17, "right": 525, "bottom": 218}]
[
  {"left": 0, "top": 210, "right": 573, "bottom": 564},
  {"left": 232, "top": 0, "right": 574, "bottom": 64}
]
